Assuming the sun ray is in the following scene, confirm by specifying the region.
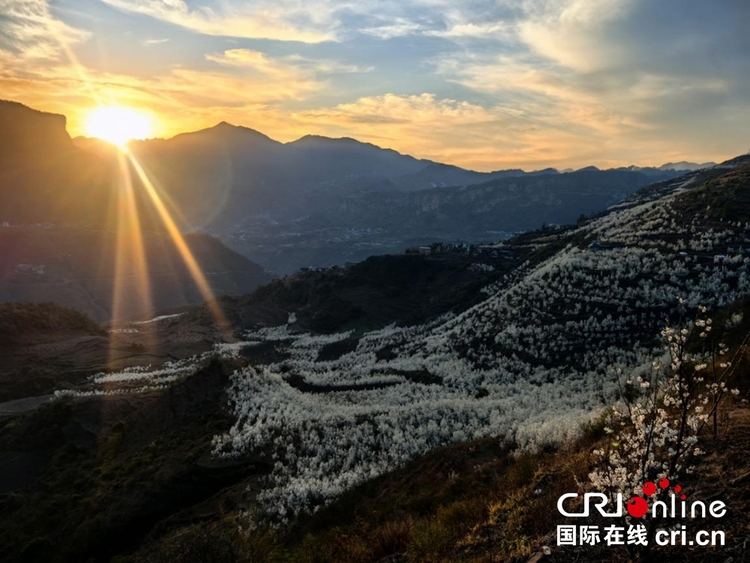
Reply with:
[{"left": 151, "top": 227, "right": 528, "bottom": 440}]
[
  {"left": 40, "top": 9, "right": 230, "bottom": 352},
  {"left": 114, "top": 150, "right": 154, "bottom": 320},
  {"left": 108, "top": 151, "right": 157, "bottom": 369},
  {"left": 126, "top": 153, "right": 231, "bottom": 335}
]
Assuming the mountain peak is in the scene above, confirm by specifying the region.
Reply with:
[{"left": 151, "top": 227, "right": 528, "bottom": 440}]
[
  {"left": 529, "top": 167, "right": 559, "bottom": 175},
  {"left": 287, "top": 134, "right": 428, "bottom": 167},
  {"left": 160, "top": 120, "right": 280, "bottom": 146},
  {"left": 0, "top": 99, "right": 71, "bottom": 157},
  {"left": 291, "top": 134, "right": 368, "bottom": 147},
  {"left": 207, "top": 121, "right": 269, "bottom": 137}
]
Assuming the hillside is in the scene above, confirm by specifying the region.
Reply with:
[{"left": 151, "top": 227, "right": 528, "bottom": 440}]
[
  {"left": 216, "top": 250, "right": 522, "bottom": 334},
  {"left": 1, "top": 155, "right": 748, "bottom": 562},
  {"left": 0, "top": 302, "right": 104, "bottom": 345},
  {"left": 191, "top": 161, "right": 750, "bottom": 527},
  {"left": 0, "top": 227, "right": 272, "bottom": 322}
]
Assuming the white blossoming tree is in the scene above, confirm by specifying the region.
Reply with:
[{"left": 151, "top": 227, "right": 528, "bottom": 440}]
[{"left": 588, "top": 304, "right": 741, "bottom": 553}]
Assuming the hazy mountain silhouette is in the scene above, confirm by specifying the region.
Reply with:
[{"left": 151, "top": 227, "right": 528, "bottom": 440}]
[
  {"left": 1, "top": 100, "right": 694, "bottom": 276},
  {"left": 124, "top": 114, "right": 690, "bottom": 272},
  {"left": 658, "top": 161, "right": 716, "bottom": 171},
  {"left": 0, "top": 101, "right": 114, "bottom": 227},
  {"left": 0, "top": 101, "right": 272, "bottom": 320}
]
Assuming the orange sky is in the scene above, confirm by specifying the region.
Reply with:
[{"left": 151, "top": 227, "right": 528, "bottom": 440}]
[{"left": 1, "top": 0, "right": 747, "bottom": 171}]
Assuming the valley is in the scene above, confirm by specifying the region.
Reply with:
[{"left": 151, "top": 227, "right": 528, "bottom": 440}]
[{"left": 1, "top": 156, "right": 749, "bottom": 562}]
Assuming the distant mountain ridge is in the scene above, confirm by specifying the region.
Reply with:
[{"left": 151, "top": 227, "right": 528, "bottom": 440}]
[
  {"left": 121, "top": 116, "right": 698, "bottom": 272},
  {"left": 0, "top": 100, "right": 716, "bottom": 275},
  {"left": 658, "top": 160, "right": 716, "bottom": 171}
]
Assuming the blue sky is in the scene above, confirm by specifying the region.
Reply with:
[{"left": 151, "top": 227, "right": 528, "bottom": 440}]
[{"left": 1, "top": 0, "right": 748, "bottom": 170}]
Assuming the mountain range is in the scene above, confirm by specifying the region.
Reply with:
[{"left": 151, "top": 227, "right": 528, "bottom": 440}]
[
  {"left": 83, "top": 107, "right": 704, "bottom": 273},
  {"left": 0, "top": 99, "right": 721, "bottom": 312},
  {"left": 120, "top": 120, "right": 705, "bottom": 274}
]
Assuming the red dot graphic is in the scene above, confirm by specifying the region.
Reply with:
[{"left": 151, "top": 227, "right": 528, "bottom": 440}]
[
  {"left": 674, "top": 485, "right": 682, "bottom": 493},
  {"left": 627, "top": 496, "right": 649, "bottom": 518},
  {"left": 658, "top": 478, "right": 670, "bottom": 489},
  {"left": 642, "top": 481, "right": 656, "bottom": 496},
  {"left": 681, "top": 494, "right": 687, "bottom": 500}
]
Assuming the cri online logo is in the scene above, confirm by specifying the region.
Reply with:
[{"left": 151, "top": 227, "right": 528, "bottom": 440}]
[
  {"left": 558, "top": 478, "right": 726, "bottom": 519},
  {"left": 628, "top": 478, "right": 680, "bottom": 518}
]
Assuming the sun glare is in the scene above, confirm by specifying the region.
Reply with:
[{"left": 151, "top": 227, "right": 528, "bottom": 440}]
[{"left": 85, "top": 106, "right": 153, "bottom": 146}]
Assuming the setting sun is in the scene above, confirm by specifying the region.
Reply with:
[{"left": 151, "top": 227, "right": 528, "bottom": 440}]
[{"left": 85, "top": 106, "right": 153, "bottom": 146}]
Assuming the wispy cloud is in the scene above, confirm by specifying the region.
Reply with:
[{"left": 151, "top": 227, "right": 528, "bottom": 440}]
[
  {"left": 359, "top": 18, "right": 428, "bottom": 40},
  {"left": 143, "top": 38, "right": 170, "bottom": 46},
  {"left": 99, "top": 0, "right": 339, "bottom": 43},
  {"left": 205, "top": 48, "right": 370, "bottom": 75},
  {"left": 206, "top": 49, "right": 289, "bottom": 70},
  {"left": 0, "top": 0, "right": 90, "bottom": 60},
  {"left": 424, "top": 22, "right": 515, "bottom": 40},
  {"left": 297, "top": 93, "right": 490, "bottom": 125},
  {"left": 202, "top": 48, "right": 371, "bottom": 99},
  {"left": 97, "top": 0, "right": 518, "bottom": 43}
]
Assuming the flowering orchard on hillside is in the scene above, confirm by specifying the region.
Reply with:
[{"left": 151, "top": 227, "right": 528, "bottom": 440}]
[
  {"left": 58, "top": 163, "right": 750, "bottom": 521},
  {"left": 207, "top": 167, "right": 750, "bottom": 519}
]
